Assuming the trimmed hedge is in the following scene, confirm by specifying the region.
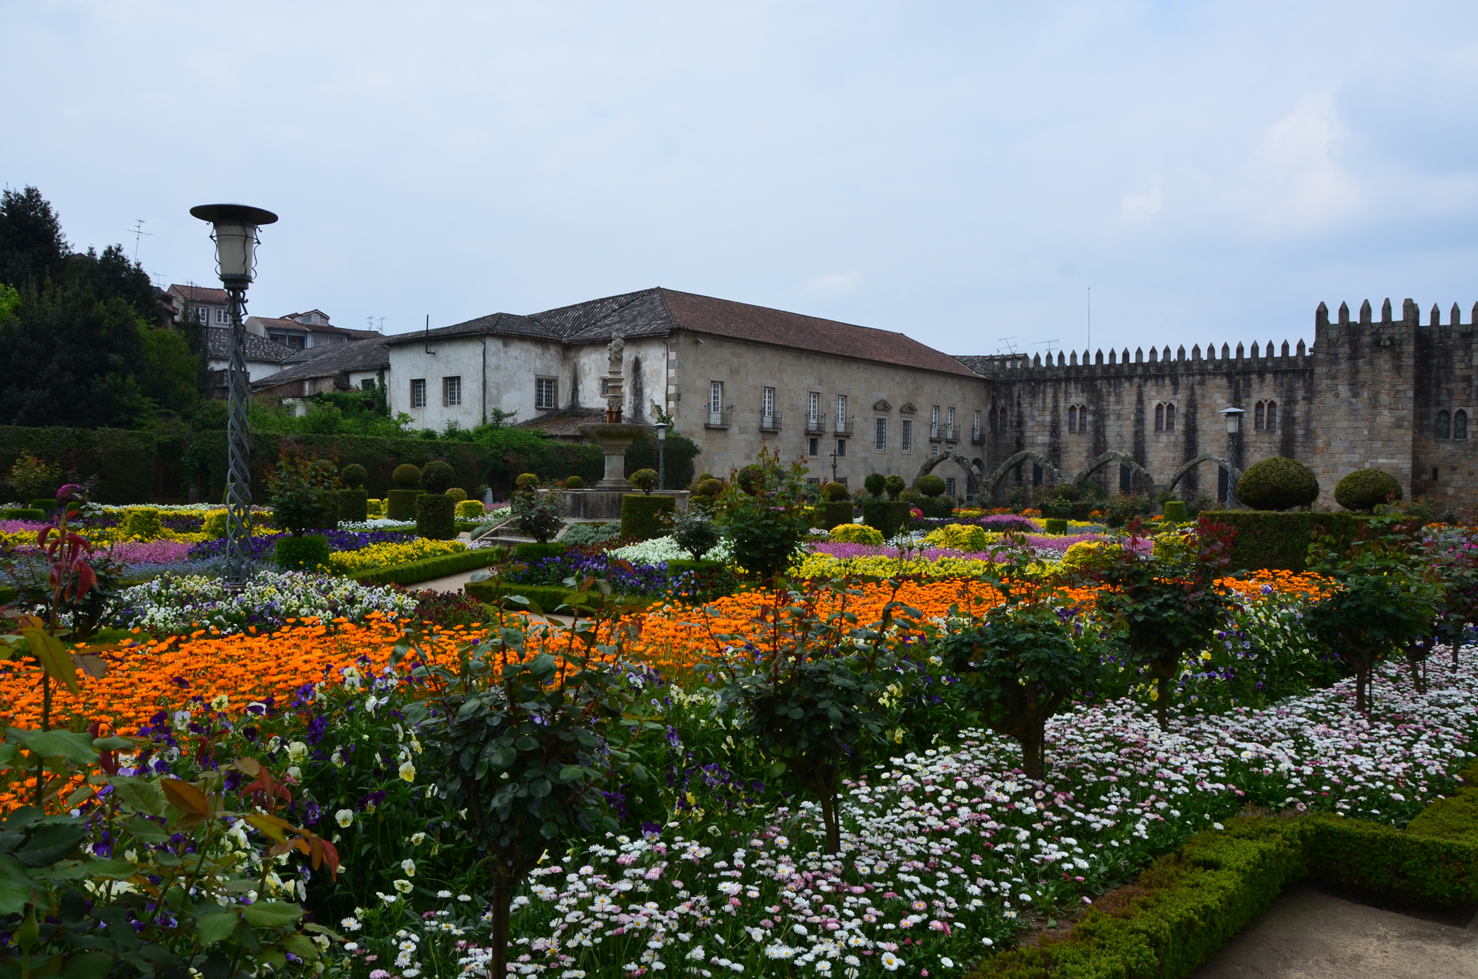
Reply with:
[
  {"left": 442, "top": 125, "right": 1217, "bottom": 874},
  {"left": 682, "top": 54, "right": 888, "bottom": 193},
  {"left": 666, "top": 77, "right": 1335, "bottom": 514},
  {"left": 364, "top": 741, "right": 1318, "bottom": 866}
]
[
  {"left": 514, "top": 542, "right": 568, "bottom": 562},
  {"left": 621, "top": 494, "right": 676, "bottom": 540},
  {"left": 386, "top": 488, "right": 422, "bottom": 521},
  {"left": 973, "top": 763, "right": 1478, "bottom": 979},
  {"left": 275, "top": 535, "right": 331, "bottom": 571},
  {"left": 336, "top": 487, "right": 369, "bottom": 523},
  {"left": 29, "top": 498, "right": 56, "bottom": 513},
  {"left": 1199, "top": 510, "right": 1368, "bottom": 572},
  {"left": 0, "top": 426, "right": 157, "bottom": 504},
  {"left": 1043, "top": 517, "right": 1068, "bottom": 534},
  {"left": 917, "top": 496, "right": 955, "bottom": 520},
  {"left": 415, "top": 493, "right": 457, "bottom": 540},
  {"left": 346, "top": 546, "right": 499, "bottom": 586},
  {"left": 1162, "top": 499, "right": 1187, "bottom": 522},
  {"left": 860, "top": 499, "right": 911, "bottom": 540},
  {"left": 0, "top": 508, "right": 45, "bottom": 521},
  {"left": 816, "top": 501, "right": 854, "bottom": 530},
  {"left": 464, "top": 580, "right": 660, "bottom": 613}
]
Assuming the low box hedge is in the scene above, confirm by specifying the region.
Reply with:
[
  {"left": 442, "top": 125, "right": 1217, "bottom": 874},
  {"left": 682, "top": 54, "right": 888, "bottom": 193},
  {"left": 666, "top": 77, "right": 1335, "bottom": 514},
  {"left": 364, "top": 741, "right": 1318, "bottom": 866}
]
[
  {"left": 464, "top": 580, "right": 660, "bottom": 613},
  {"left": 860, "top": 499, "right": 911, "bottom": 540},
  {"left": 0, "top": 508, "right": 45, "bottom": 521},
  {"left": 337, "top": 487, "right": 369, "bottom": 523},
  {"left": 386, "top": 488, "right": 422, "bottom": 521},
  {"left": 972, "top": 760, "right": 1478, "bottom": 979},
  {"left": 1200, "top": 510, "right": 1369, "bottom": 572},
  {"left": 275, "top": 535, "right": 331, "bottom": 572},
  {"left": 347, "top": 546, "right": 500, "bottom": 586},
  {"left": 621, "top": 494, "right": 675, "bottom": 540},
  {"left": 514, "top": 542, "right": 568, "bottom": 562},
  {"left": 415, "top": 493, "right": 457, "bottom": 540},
  {"left": 816, "top": 501, "right": 855, "bottom": 530}
]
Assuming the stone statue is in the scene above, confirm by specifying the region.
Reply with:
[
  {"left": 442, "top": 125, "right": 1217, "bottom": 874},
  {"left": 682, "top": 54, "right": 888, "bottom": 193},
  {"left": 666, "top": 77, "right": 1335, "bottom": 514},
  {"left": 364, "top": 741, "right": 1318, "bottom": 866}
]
[{"left": 606, "top": 334, "right": 625, "bottom": 375}]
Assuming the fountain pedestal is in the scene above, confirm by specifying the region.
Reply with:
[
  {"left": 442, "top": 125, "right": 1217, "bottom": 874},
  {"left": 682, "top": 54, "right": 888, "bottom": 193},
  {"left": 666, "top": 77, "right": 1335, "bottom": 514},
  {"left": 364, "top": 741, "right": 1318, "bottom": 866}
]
[{"left": 579, "top": 421, "right": 650, "bottom": 490}]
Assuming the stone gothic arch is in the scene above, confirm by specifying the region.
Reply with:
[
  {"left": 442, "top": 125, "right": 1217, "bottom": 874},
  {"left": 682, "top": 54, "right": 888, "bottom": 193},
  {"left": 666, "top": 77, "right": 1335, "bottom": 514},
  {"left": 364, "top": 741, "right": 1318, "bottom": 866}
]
[
  {"left": 1164, "top": 453, "right": 1240, "bottom": 493},
  {"left": 983, "top": 450, "right": 1063, "bottom": 494},
  {"left": 913, "top": 450, "right": 987, "bottom": 488},
  {"left": 1073, "top": 451, "right": 1157, "bottom": 495}
]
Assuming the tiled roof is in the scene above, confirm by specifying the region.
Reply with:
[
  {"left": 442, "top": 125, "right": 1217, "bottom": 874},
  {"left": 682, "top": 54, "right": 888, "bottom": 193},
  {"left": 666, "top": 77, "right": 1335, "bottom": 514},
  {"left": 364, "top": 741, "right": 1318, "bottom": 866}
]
[
  {"left": 952, "top": 355, "right": 999, "bottom": 376},
  {"left": 170, "top": 283, "right": 229, "bottom": 305},
  {"left": 250, "top": 339, "right": 389, "bottom": 388},
  {"left": 514, "top": 407, "right": 607, "bottom": 437},
  {"left": 204, "top": 327, "right": 295, "bottom": 364},
  {"left": 249, "top": 316, "right": 377, "bottom": 340},
  {"left": 389, "top": 288, "right": 977, "bottom": 376}
]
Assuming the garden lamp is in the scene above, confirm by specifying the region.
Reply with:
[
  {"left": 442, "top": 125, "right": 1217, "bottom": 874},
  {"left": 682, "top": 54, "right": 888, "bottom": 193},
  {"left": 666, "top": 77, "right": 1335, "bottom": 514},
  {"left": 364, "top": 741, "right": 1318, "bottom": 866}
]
[
  {"left": 655, "top": 422, "right": 668, "bottom": 490},
  {"left": 1219, "top": 406, "right": 1245, "bottom": 507},
  {"left": 191, "top": 203, "right": 278, "bottom": 588}
]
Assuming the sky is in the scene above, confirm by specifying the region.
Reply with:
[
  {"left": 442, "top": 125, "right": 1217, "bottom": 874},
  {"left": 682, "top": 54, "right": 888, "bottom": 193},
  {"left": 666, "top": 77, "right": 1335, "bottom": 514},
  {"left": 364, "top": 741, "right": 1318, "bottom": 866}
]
[{"left": 3, "top": 0, "right": 1476, "bottom": 358}]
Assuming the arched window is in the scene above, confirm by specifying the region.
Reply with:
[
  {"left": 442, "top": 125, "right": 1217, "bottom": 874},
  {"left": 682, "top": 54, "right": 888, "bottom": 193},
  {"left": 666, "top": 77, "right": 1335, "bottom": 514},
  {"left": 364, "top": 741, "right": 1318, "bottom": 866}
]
[
  {"left": 1254, "top": 402, "right": 1265, "bottom": 431},
  {"left": 1164, "top": 403, "right": 1175, "bottom": 432},
  {"left": 1438, "top": 410, "right": 1450, "bottom": 440},
  {"left": 1067, "top": 405, "right": 1077, "bottom": 433},
  {"left": 1265, "top": 401, "right": 1277, "bottom": 432},
  {"left": 1457, "top": 409, "right": 1468, "bottom": 441},
  {"left": 1154, "top": 403, "right": 1165, "bottom": 432}
]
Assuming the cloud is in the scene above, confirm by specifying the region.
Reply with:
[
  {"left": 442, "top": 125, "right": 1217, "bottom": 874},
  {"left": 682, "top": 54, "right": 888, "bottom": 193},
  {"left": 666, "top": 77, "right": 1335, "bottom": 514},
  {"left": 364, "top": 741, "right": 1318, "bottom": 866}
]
[
  {"left": 1243, "top": 91, "right": 1362, "bottom": 233},
  {"left": 805, "top": 271, "right": 860, "bottom": 295},
  {"left": 1121, "top": 179, "right": 1163, "bottom": 219}
]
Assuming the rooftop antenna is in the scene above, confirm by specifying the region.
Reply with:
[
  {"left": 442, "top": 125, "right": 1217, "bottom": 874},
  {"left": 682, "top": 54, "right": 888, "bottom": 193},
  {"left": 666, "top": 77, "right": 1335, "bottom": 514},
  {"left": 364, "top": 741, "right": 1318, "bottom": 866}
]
[
  {"left": 128, "top": 219, "right": 155, "bottom": 263},
  {"left": 424, "top": 314, "right": 435, "bottom": 354},
  {"left": 997, "top": 336, "right": 1018, "bottom": 354},
  {"left": 1087, "top": 286, "right": 1091, "bottom": 351},
  {"left": 1032, "top": 337, "right": 1061, "bottom": 355}
]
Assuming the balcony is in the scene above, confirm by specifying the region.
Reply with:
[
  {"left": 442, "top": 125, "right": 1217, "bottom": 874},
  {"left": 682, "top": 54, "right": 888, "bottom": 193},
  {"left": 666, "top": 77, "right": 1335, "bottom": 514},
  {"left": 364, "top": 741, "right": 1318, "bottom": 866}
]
[
  {"left": 805, "top": 415, "right": 826, "bottom": 435},
  {"left": 835, "top": 415, "right": 855, "bottom": 436},
  {"left": 971, "top": 428, "right": 985, "bottom": 444},
  {"left": 706, "top": 406, "right": 733, "bottom": 429},
  {"left": 929, "top": 425, "right": 940, "bottom": 440},
  {"left": 759, "top": 410, "right": 782, "bottom": 433},
  {"left": 945, "top": 426, "right": 956, "bottom": 442}
]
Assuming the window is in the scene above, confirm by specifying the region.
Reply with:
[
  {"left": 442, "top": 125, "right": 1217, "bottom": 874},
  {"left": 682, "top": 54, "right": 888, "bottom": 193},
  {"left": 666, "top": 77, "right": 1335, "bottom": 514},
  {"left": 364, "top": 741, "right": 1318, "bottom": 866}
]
[
  {"left": 931, "top": 406, "right": 940, "bottom": 439},
  {"left": 808, "top": 437, "right": 819, "bottom": 456},
  {"left": 535, "top": 377, "right": 557, "bottom": 410},
  {"left": 1254, "top": 402, "right": 1264, "bottom": 431},
  {"left": 1119, "top": 464, "right": 1132, "bottom": 494},
  {"left": 1266, "top": 401, "right": 1277, "bottom": 432},
  {"left": 1032, "top": 464, "right": 1043, "bottom": 487},
  {"left": 946, "top": 477, "right": 957, "bottom": 497},
  {"left": 443, "top": 376, "right": 462, "bottom": 407},
  {"left": 875, "top": 417, "right": 887, "bottom": 452},
  {"left": 1166, "top": 403, "right": 1175, "bottom": 431},
  {"left": 410, "top": 378, "right": 427, "bottom": 408},
  {"left": 360, "top": 378, "right": 376, "bottom": 391},
  {"left": 1155, "top": 402, "right": 1175, "bottom": 432},
  {"left": 836, "top": 395, "right": 848, "bottom": 429},
  {"left": 973, "top": 410, "right": 982, "bottom": 439},
  {"left": 1433, "top": 467, "right": 1440, "bottom": 482},
  {"left": 599, "top": 377, "right": 610, "bottom": 397},
  {"left": 215, "top": 308, "right": 229, "bottom": 324},
  {"left": 1254, "top": 400, "right": 1278, "bottom": 432},
  {"left": 1154, "top": 404, "right": 1163, "bottom": 431},
  {"left": 1068, "top": 405, "right": 1078, "bottom": 433},
  {"left": 837, "top": 439, "right": 847, "bottom": 457},
  {"left": 901, "top": 419, "right": 913, "bottom": 452},
  {"left": 762, "top": 386, "right": 775, "bottom": 420},
  {"left": 194, "top": 307, "right": 208, "bottom": 323},
  {"left": 808, "top": 392, "right": 820, "bottom": 424},
  {"left": 1457, "top": 409, "right": 1469, "bottom": 441},
  {"left": 1438, "top": 410, "right": 1452, "bottom": 440},
  {"left": 946, "top": 407, "right": 955, "bottom": 441}
]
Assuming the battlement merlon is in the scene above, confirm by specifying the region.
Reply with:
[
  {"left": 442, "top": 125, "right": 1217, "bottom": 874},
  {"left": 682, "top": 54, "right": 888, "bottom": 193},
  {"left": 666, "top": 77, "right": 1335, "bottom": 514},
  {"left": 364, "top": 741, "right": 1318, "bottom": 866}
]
[{"left": 953, "top": 337, "right": 1313, "bottom": 377}]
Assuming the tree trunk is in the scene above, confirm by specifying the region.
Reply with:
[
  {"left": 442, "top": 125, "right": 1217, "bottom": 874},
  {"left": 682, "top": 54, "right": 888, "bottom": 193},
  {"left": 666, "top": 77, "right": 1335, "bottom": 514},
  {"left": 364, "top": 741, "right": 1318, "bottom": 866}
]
[
  {"left": 820, "top": 791, "right": 841, "bottom": 855},
  {"left": 489, "top": 876, "right": 512, "bottom": 979},
  {"left": 1355, "top": 664, "right": 1369, "bottom": 713},
  {"left": 1018, "top": 725, "right": 1045, "bottom": 781},
  {"left": 1155, "top": 675, "right": 1169, "bottom": 731}
]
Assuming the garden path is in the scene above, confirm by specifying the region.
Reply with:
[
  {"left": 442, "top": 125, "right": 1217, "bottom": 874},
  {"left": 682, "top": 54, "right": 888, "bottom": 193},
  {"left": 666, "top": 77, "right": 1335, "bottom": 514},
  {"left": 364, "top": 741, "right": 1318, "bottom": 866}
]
[{"left": 1192, "top": 884, "right": 1478, "bottom": 978}]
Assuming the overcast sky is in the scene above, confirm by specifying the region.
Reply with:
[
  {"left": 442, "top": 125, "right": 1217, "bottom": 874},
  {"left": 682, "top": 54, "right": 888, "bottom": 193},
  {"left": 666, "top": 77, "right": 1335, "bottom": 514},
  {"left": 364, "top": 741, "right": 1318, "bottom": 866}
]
[{"left": 3, "top": 1, "right": 1476, "bottom": 357}]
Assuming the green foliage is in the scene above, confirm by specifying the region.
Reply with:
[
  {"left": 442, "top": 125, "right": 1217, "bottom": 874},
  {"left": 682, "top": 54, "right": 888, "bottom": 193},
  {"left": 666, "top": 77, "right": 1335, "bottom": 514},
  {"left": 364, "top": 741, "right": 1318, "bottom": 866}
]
[
  {"left": 202, "top": 509, "right": 228, "bottom": 537},
  {"left": 1161, "top": 499, "right": 1187, "bottom": 522},
  {"left": 122, "top": 507, "right": 163, "bottom": 540},
  {"left": 5, "top": 451, "right": 61, "bottom": 500},
  {"left": 864, "top": 472, "right": 886, "bottom": 497},
  {"left": 1199, "top": 510, "right": 1368, "bottom": 572},
  {"left": 392, "top": 463, "right": 422, "bottom": 488},
  {"left": 516, "top": 473, "right": 540, "bottom": 490},
  {"left": 1104, "top": 492, "right": 1150, "bottom": 527},
  {"left": 883, "top": 474, "right": 906, "bottom": 499},
  {"left": 511, "top": 483, "right": 564, "bottom": 544},
  {"left": 564, "top": 475, "right": 585, "bottom": 489},
  {"left": 1043, "top": 517, "right": 1068, "bottom": 534},
  {"left": 454, "top": 498, "right": 485, "bottom": 519},
  {"left": 340, "top": 463, "right": 367, "bottom": 488},
  {"left": 860, "top": 499, "right": 911, "bottom": 540},
  {"left": 1335, "top": 467, "right": 1402, "bottom": 511},
  {"left": 917, "top": 473, "right": 946, "bottom": 497},
  {"left": 1053, "top": 482, "right": 1082, "bottom": 501},
  {"left": 816, "top": 500, "right": 854, "bottom": 530},
  {"left": 1235, "top": 455, "right": 1320, "bottom": 510},
  {"left": 558, "top": 522, "right": 620, "bottom": 547},
  {"left": 672, "top": 508, "right": 722, "bottom": 558},
  {"left": 421, "top": 460, "right": 454, "bottom": 493},
  {"left": 346, "top": 546, "right": 499, "bottom": 586},
  {"left": 1303, "top": 813, "right": 1478, "bottom": 908},
  {"left": 717, "top": 447, "right": 812, "bottom": 582},
  {"left": 415, "top": 493, "right": 457, "bottom": 540},
  {"left": 475, "top": 427, "right": 602, "bottom": 497},
  {"left": 514, "top": 542, "right": 568, "bottom": 562},
  {"left": 829, "top": 523, "right": 884, "bottom": 545},
  {"left": 385, "top": 488, "right": 422, "bottom": 521},
  {"left": 629, "top": 468, "right": 659, "bottom": 494},
  {"left": 445, "top": 486, "right": 468, "bottom": 502},
  {"left": 0, "top": 508, "right": 43, "bottom": 521},
  {"left": 274, "top": 534, "right": 330, "bottom": 571},
  {"left": 736, "top": 464, "right": 763, "bottom": 495},
  {"left": 0, "top": 427, "right": 156, "bottom": 504},
  {"left": 620, "top": 493, "right": 675, "bottom": 540},
  {"left": 336, "top": 486, "right": 369, "bottom": 523},
  {"left": 265, "top": 444, "right": 340, "bottom": 535},
  {"left": 917, "top": 495, "right": 955, "bottom": 519},
  {"left": 623, "top": 430, "right": 699, "bottom": 491},
  {"left": 820, "top": 480, "right": 848, "bottom": 502}
]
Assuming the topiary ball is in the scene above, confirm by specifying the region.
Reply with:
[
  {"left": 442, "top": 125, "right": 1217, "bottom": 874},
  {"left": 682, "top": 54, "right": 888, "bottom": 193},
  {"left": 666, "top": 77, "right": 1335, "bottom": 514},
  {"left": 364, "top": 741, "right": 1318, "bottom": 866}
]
[
  {"left": 1053, "top": 482, "right": 1082, "bottom": 502},
  {"left": 445, "top": 486, "right": 468, "bottom": 502},
  {"left": 1335, "top": 468, "right": 1402, "bottom": 511},
  {"left": 883, "top": 474, "right": 906, "bottom": 499},
  {"left": 821, "top": 481, "right": 849, "bottom": 502},
  {"left": 698, "top": 478, "right": 723, "bottom": 497},
  {"left": 422, "top": 460, "right": 455, "bottom": 493},
  {"left": 1235, "top": 456, "right": 1320, "bottom": 511},
  {"left": 340, "top": 464, "right": 368, "bottom": 489},
  {"left": 392, "top": 463, "right": 421, "bottom": 488},
  {"left": 917, "top": 474, "right": 946, "bottom": 498},
  {"left": 864, "top": 473, "right": 886, "bottom": 498},
  {"left": 629, "top": 468, "right": 659, "bottom": 494},
  {"left": 516, "top": 473, "right": 541, "bottom": 491},
  {"left": 565, "top": 475, "right": 585, "bottom": 489},
  {"left": 737, "top": 465, "right": 762, "bottom": 495},
  {"left": 697, "top": 473, "right": 715, "bottom": 483}
]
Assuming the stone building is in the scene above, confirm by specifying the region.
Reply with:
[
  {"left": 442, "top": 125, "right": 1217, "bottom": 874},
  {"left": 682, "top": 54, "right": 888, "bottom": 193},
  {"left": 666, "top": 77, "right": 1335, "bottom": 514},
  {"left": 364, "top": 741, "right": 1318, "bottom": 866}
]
[{"left": 380, "top": 286, "right": 1478, "bottom": 508}]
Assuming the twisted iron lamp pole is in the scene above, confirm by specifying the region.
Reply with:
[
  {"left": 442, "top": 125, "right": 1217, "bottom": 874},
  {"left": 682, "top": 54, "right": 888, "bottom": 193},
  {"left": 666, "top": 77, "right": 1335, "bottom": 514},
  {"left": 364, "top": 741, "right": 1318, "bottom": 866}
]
[
  {"left": 1220, "top": 406, "right": 1245, "bottom": 508},
  {"left": 190, "top": 204, "right": 278, "bottom": 588}
]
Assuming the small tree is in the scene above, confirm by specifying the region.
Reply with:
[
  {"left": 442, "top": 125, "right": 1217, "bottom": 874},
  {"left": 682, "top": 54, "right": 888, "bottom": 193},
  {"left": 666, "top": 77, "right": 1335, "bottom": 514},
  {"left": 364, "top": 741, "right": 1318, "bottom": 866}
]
[
  {"left": 511, "top": 476, "right": 564, "bottom": 544},
  {"left": 266, "top": 444, "right": 339, "bottom": 535},
  {"left": 6, "top": 451, "right": 62, "bottom": 500},
  {"left": 864, "top": 473, "right": 886, "bottom": 498},
  {"left": 883, "top": 474, "right": 906, "bottom": 500},
  {"left": 672, "top": 507, "right": 721, "bottom": 559},
  {"left": 629, "top": 468, "right": 658, "bottom": 494},
  {"left": 717, "top": 447, "right": 812, "bottom": 583}
]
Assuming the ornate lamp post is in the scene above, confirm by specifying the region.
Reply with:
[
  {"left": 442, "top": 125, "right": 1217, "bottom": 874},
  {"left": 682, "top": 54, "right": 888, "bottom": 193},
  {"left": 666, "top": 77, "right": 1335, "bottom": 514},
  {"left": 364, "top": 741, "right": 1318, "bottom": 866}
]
[
  {"left": 1219, "top": 406, "right": 1245, "bottom": 508},
  {"left": 654, "top": 422, "right": 668, "bottom": 489},
  {"left": 190, "top": 203, "right": 278, "bottom": 588}
]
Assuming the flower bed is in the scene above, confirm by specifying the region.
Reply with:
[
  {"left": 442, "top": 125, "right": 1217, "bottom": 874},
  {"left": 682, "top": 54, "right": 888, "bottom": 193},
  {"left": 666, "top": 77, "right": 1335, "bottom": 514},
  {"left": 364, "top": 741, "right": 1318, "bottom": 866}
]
[
  {"left": 326, "top": 538, "right": 466, "bottom": 574},
  {"left": 610, "top": 535, "right": 731, "bottom": 564}
]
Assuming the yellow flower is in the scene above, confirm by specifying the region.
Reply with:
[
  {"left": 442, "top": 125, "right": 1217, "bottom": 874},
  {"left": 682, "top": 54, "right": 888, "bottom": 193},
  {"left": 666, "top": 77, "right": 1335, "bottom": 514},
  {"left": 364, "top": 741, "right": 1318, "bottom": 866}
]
[{"left": 399, "top": 760, "right": 417, "bottom": 783}]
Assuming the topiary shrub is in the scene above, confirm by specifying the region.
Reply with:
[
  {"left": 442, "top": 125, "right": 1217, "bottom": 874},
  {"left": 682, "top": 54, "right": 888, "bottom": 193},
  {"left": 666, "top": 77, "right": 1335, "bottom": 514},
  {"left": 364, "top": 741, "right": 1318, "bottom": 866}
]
[
  {"left": 737, "top": 464, "right": 762, "bottom": 495},
  {"left": 864, "top": 473, "right": 886, "bottom": 498},
  {"left": 455, "top": 499, "right": 486, "bottom": 519},
  {"left": 629, "top": 468, "right": 659, "bottom": 494},
  {"left": 821, "top": 481, "right": 849, "bottom": 502},
  {"left": 445, "top": 486, "right": 468, "bottom": 502},
  {"left": 275, "top": 534, "right": 330, "bottom": 571},
  {"left": 918, "top": 496, "right": 955, "bottom": 519},
  {"left": 922, "top": 523, "right": 989, "bottom": 551},
  {"left": 1060, "top": 540, "right": 1123, "bottom": 574},
  {"left": 29, "top": 498, "right": 56, "bottom": 513},
  {"left": 386, "top": 488, "right": 422, "bottom": 521},
  {"left": 516, "top": 473, "right": 540, "bottom": 491},
  {"left": 1335, "top": 468, "right": 1402, "bottom": 512},
  {"left": 698, "top": 478, "right": 723, "bottom": 497},
  {"left": 1043, "top": 517, "right": 1068, "bottom": 535},
  {"left": 392, "top": 463, "right": 422, "bottom": 488},
  {"left": 422, "top": 460, "right": 455, "bottom": 494},
  {"left": 202, "top": 510, "right": 228, "bottom": 538},
  {"left": 917, "top": 474, "right": 946, "bottom": 497},
  {"left": 123, "top": 508, "right": 163, "bottom": 541},
  {"left": 816, "top": 501, "right": 854, "bottom": 530},
  {"left": 340, "top": 463, "right": 368, "bottom": 489},
  {"left": 564, "top": 475, "right": 585, "bottom": 489},
  {"left": 1053, "top": 482, "right": 1082, "bottom": 501},
  {"left": 860, "top": 499, "right": 911, "bottom": 540},
  {"left": 829, "top": 523, "right": 884, "bottom": 546},
  {"left": 413, "top": 489, "right": 456, "bottom": 539},
  {"left": 1235, "top": 456, "right": 1320, "bottom": 511},
  {"left": 1161, "top": 499, "right": 1187, "bottom": 522},
  {"left": 337, "top": 487, "right": 369, "bottom": 523},
  {"left": 696, "top": 473, "right": 715, "bottom": 483},
  {"left": 883, "top": 474, "right": 905, "bottom": 500},
  {"left": 672, "top": 508, "right": 722, "bottom": 559},
  {"left": 621, "top": 494, "right": 676, "bottom": 540},
  {"left": 0, "top": 508, "right": 45, "bottom": 521}
]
